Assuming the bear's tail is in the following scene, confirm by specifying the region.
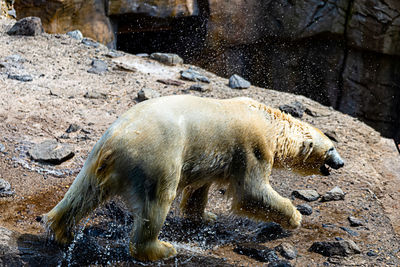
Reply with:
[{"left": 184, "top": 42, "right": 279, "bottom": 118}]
[{"left": 42, "top": 162, "right": 108, "bottom": 244}]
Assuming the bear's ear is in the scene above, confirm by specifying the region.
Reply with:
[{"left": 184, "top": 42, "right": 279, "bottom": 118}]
[{"left": 301, "top": 139, "right": 314, "bottom": 162}]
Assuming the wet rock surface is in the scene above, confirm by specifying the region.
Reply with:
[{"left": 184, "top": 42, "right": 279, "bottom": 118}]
[{"left": 0, "top": 18, "right": 400, "bottom": 266}]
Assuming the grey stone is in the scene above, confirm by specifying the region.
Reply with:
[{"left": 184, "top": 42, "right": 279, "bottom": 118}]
[
  {"left": 150, "top": 53, "right": 183, "bottom": 66},
  {"left": 189, "top": 84, "right": 210, "bottom": 92},
  {"left": 296, "top": 203, "right": 313, "bottom": 215},
  {"left": 84, "top": 91, "right": 107, "bottom": 99},
  {"left": 279, "top": 102, "right": 304, "bottom": 118},
  {"left": 66, "top": 124, "right": 80, "bottom": 133},
  {"left": 28, "top": 140, "right": 74, "bottom": 165},
  {"left": 0, "top": 143, "right": 5, "bottom": 153},
  {"left": 0, "top": 179, "right": 14, "bottom": 197},
  {"left": 87, "top": 59, "right": 108, "bottom": 74},
  {"left": 339, "top": 227, "right": 359, "bottom": 237},
  {"left": 105, "top": 50, "right": 123, "bottom": 58},
  {"left": 66, "top": 30, "right": 83, "bottom": 41},
  {"left": 275, "top": 243, "right": 297, "bottom": 260},
  {"left": 234, "top": 244, "right": 279, "bottom": 263},
  {"left": 228, "top": 74, "right": 251, "bottom": 89},
  {"left": 82, "top": 38, "right": 100, "bottom": 48},
  {"left": 137, "top": 88, "right": 160, "bottom": 102},
  {"left": 309, "top": 240, "right": 361, "bottom": 257},
  {"left": 180, "top": 69, "right": 210, "bottom": 83},
  {"left": 7, "top": 74, "right": 33, "bottom": 82},
  {"left": 7, "top": 17, "right": 44, "bottom": 36},
  {"left": 348, "top": 216, "right": 364, "bottom": 227},
  {"left": 321, "top": 186, "right": 345, "bottom": 202},
  {"left": 292, "top": 189, "right": 320, "bottom": 202}
]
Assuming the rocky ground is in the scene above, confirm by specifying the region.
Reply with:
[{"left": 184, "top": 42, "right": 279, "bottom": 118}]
[{"left": 0, "top": 17, "right": 400, "bottom": 266}]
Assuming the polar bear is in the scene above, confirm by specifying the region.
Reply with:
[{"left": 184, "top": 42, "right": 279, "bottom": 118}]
[{"left": 43, "top": 95, "right": 344, "bottom": 261}]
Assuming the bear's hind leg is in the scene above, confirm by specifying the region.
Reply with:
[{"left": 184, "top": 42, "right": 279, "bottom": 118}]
[
  {"left": 180, "top": 184, "right": 216, "bottom": 223},
  {"left": 128, "top": 187, "right": 177, "bottom": 261}
]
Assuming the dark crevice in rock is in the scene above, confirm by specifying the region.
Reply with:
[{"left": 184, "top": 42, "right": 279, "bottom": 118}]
[{"left": 336, "top": 0, "right": 354, "bottom": 109}]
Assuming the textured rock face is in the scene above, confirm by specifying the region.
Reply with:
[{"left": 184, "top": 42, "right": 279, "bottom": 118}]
[
  {"left": 108, "top": 0, "right": 199, "bottom": 17},
  {"left": 348, "top": 0, "right": 400, "bottom": 56}
]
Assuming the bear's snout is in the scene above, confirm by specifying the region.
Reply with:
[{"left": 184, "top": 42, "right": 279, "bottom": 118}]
[{"left": 325, "top": 148, "right": 344, "bottom": 169}]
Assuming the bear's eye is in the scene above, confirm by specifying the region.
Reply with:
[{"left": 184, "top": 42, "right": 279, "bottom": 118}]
[
  {"left": 253, "top": 147, "right": 262, "bottom": 160},
  {"left": 328, "top": 147, "right": 334, "bottom": 152}
]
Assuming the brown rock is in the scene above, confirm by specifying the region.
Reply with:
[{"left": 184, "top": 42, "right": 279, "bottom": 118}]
[
  {"left": 14, "top": 0, "right": 114, "bottom": 46},
  {"left": 107, "top": 0, "right": 198, "bottom": 17}
]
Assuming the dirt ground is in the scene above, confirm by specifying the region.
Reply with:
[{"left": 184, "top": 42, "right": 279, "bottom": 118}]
[{"left": 1, "top": 17, "right": 400, "bottom": 266}]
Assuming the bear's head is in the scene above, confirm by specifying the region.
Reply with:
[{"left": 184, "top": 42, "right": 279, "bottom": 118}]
[{"left": 296, "top": 127, "right": 344, "bottom": 176}]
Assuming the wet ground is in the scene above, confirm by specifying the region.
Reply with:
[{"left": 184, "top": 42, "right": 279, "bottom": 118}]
[{"left": 1, "top": 17, "right": 400, "bottom": 266}]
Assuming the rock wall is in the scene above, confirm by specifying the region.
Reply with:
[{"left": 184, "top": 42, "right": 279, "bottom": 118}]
[
  {"left": 199, "top": 0, "right": 400, "bottom": 138},
  {"left": 13, "top": 0, "right": 400, "bottom": 137}
]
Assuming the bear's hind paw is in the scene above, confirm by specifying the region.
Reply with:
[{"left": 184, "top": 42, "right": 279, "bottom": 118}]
[{"left": 130, "top": 240, "right": 177, "bottom": 262}]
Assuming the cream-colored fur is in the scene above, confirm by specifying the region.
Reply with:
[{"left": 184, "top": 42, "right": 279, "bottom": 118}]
[{"left": 43, "top": 95, "right": 342, "bottom": 261}]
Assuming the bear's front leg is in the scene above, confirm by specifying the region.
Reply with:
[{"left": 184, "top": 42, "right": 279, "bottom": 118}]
[
  {"left": 180, "top": 184, "right": 217, "bottom": 223},
  {"left": 231, "top": 174, "right": 302, "bottom": 229}
]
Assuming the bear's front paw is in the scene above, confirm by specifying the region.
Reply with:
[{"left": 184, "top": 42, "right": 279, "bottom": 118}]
[
  {"left": 288, "top": 208, "right": 302, "bottom": 229},
  {"left": 202, "top": 211, "right": 217, "bottom": 224}
]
